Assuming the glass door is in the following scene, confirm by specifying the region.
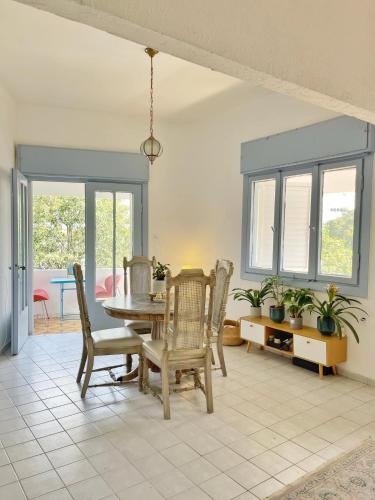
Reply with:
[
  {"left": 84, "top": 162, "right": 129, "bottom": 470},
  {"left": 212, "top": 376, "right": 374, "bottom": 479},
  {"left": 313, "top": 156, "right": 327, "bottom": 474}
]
[
  {"left": 12, "top": 169, "right": 29, "bottom": 354},
  {"left": 86, "top": 182, "right": 143, "bottom": 330}
]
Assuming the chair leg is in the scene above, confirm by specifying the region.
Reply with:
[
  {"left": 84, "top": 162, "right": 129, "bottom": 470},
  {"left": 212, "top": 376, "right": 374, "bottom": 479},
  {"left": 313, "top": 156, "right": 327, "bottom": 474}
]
[
  {"left": 126, "top": 354, "right": 133, "bottom": 373},
  {"left": 43, "top": 300, "right": 50, "bottom": 319},
  {"left": 161, "top": 360, "right": 170, "bottom": 420},
  {"left": 81, "top": 352, "right": 94, "bottom": 398},
  {"left": 138, "top": 354, "right": 144, "bottom": 392},
  {"left": 211, "top": 347, "right": 216, "bottom": 365},
  {"left": 204, "top": 352, "right": 214, "bottom": 414},
  {"left": 142, "top": 356, "right": 149, "bottom": 394},
  {"left": 76, "top": 346, "right": 87, "bottom": 383},
  {"left": 217, "top": 340, "right": 227, "bottom": 377}
]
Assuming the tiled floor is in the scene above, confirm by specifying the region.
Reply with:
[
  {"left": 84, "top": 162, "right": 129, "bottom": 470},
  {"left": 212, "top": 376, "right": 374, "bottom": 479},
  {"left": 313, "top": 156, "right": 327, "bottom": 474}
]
[
  {"left": 33, "top": 319, "right": 81, "bottom": 335},
  {"left": 1, "top": 334, "right": 375, "bottom": 499}
]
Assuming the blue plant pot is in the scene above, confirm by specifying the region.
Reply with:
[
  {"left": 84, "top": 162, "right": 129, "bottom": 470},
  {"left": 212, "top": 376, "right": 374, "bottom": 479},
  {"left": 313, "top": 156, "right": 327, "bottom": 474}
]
[
  {"left": 269, "top": 305, "right": 285, "bottom": 323},
  {"left": 317, "top": 316, "right": 336, "bottom": 336}
]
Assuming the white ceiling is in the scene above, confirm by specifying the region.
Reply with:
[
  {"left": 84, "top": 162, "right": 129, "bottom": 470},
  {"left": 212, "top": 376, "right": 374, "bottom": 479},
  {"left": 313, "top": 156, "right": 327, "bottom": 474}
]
[{"left": 0, "top": 0, "right": 260, "bottom": 118}]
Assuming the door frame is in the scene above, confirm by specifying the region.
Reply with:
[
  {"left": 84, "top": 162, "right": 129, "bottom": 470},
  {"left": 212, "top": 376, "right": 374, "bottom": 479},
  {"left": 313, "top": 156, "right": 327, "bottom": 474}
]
[{"left": 23, "top": 175, "right": 148, "bottom": 336}]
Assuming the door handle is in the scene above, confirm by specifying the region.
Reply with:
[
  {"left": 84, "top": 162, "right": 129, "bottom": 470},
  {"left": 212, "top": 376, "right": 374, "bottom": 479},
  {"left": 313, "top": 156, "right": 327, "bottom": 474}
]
[{"left": 20, "top": 266, "right": 26, "bottom": 271}]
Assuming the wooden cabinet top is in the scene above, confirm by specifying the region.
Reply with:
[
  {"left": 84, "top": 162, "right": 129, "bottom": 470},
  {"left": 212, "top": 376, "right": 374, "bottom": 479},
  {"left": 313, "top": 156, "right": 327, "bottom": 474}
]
[{"left": 240, "top": 315, "right": 346, "bottom": 344}]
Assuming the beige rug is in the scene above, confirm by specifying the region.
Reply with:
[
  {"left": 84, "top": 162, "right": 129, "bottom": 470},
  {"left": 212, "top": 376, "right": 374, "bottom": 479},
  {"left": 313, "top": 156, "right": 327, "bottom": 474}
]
[{"left": 270, "top": 439, "right": 375, "bottom": 499}]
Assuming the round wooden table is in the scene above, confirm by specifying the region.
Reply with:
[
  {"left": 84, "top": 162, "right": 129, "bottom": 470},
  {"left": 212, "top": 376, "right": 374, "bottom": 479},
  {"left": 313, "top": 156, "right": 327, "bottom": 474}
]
[{"left": 103, "top": 294, "right": 170, "bottom": 381}]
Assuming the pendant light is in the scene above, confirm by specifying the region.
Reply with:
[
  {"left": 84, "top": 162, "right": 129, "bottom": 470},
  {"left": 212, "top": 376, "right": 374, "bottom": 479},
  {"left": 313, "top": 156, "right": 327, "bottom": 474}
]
[{"left": 140, "top": 47, "right": 163, "bottom": 165}]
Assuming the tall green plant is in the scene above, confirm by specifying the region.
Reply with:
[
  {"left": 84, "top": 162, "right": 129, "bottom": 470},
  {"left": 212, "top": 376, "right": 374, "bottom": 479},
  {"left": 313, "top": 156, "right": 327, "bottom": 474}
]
[
  {"left": 309, "top": 284, "right": 367, "bottom": 343},
  {"left": 263, "top": 276, "right": 286, "bottom": 307},
  {"left": 283, "top": 288, "right": 314, "bottom": 318}
]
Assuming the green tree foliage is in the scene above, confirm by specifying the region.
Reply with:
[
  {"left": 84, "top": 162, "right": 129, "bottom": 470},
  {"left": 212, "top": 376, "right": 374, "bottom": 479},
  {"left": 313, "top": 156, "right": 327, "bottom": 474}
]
[
  {"left": 33, "top": 195, "right": 131, "bottom": 269},
  {"left": 320, "top": 209, "right": 354, "bottom": 277}
]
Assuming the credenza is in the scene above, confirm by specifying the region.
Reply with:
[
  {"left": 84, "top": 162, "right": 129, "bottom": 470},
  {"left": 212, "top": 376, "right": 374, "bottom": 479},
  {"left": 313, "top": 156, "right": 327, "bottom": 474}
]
[{"left": 240, "top": 316, "right": 347, "bottom": 379}]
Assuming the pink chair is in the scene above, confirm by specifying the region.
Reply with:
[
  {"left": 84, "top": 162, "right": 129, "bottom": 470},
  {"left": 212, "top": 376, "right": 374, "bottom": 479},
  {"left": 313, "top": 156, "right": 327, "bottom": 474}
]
[
  {"left": 33, "top": 289, "right": 50, "bottom": 318},
  {"left": 95, "top": 275, "right": 121, "bottom": 298}
]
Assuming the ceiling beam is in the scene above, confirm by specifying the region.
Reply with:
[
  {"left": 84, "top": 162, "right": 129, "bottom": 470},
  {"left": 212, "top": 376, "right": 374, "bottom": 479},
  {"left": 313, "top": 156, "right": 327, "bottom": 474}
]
[{"left": 15, "top": 0, "right": 375, "bottom": 123}]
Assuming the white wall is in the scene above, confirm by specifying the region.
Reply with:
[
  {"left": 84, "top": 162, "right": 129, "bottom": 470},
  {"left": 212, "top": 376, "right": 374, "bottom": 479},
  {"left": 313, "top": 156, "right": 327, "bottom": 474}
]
[
  {"left": 15, "top": 93, "right": 375, "bottom": 382},
  {"left": 0, "top": 83, "right": 15, "bottom": 351},
  {"left": 148, "top": 91, "right": 375, "bottom": 383}
]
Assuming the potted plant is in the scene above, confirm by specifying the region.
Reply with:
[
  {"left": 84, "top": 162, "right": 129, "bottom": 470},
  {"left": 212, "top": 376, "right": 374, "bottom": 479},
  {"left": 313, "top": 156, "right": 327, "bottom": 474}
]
[
  {"left": 309, "top": 283, "right": 367, "bottom": 342},
  {"left": 152, "top": 261, "right": 170, "bottom": 294},
  {"left": 232, "top": 280, "right": 271, "bottom": 317},
  {"left": 263, "top": 276, "right": 286, "bottom": 323},
  {"left": 283, "top": 288, "right": 314, "bottom": 329}
]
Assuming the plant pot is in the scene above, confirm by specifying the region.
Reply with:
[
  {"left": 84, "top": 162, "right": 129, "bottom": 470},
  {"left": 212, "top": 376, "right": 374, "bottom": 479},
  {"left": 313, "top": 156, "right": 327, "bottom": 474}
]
[
  {"left": 153, "top": 279, "right": 166, "bottom": 294},
  {"left": 289, "top": 317, "right": 303, "bottom": 330},
  {"left": 248, "top": 306, "right": 261, "bottom": 318},
  {"left": 223, "top": 320, "right": 243, "bottom": 346},
  {"left": 317, "top": 316, "right": 336, "bottom": 336},
  {"left": 269, "top": 305, "right": 285, "bottom": 323}
]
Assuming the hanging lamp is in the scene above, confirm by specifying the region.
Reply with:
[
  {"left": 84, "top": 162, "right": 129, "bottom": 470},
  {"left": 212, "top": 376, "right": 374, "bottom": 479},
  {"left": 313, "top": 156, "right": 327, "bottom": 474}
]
[{"left": 140, "top": 47, "right": 163, "bottom": 165}]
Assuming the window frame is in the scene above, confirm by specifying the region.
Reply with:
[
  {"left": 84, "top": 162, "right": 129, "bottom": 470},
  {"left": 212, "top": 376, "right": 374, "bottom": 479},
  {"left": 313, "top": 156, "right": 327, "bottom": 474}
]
[
  {"left": 278, "top": 165, "right": 317, "bottom": 281},
  {"left": 241, "top": 154, "right": 372, "bottom": 297},
  {"left": 243, "top": 172, "right": 281, "bottom": 276}
]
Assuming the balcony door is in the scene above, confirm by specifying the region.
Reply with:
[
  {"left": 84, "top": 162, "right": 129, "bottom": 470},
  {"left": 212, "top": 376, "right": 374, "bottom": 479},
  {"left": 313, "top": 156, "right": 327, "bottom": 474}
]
[
  {"left": 11, "top": 170, "right": 29, "bottom": 354},
  {"left": 85, "top": 182, "right": 143, "bottom": 330}
]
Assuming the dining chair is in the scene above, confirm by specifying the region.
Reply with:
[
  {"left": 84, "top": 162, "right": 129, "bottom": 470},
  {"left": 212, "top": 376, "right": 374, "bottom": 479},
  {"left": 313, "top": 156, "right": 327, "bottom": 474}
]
[
  {"left": 73, "top": 263, "right": 144, "bottom": 397},
  {"left": 210, "top": 259, "right": 234, "bottom": 377},
  {"left": 123, "top": 256, "right": 156, "bottom": 371},
  {"left": 142, "top": 268, "right": 215, "bottom": 419}
]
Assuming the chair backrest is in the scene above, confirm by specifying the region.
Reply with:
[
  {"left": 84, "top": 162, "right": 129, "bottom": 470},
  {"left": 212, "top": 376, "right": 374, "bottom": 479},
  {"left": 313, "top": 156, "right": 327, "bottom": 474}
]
[
  {"left": 163, "top": 268, "right": 215, "bottom": 351},
  {"left": 212, "top": 259, "right": 234, "bottom": 333},
  {"left": 73, "top": 263, "right": 92, "bottom": 342},
  {"left": 123, "top": 256, "right": 156, "bottom": 295},
  {"left": 104, "top": 274, "right": 121, "bottom": 296}
]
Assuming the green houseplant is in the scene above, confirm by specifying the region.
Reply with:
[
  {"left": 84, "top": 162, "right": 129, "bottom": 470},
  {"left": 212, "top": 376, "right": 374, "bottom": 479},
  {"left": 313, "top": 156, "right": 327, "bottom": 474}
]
[
  {"left": 232, "top": 280, "right": 271, "bottom": 318},
  {"left": 263, "top": 276, "right": 286, "bottom": 323},
  {"left": 152, "top": 261, "right": 170, "bottom": 294},
  {"left": 283, "top": 288, "right": 314, "bottom": 330},
  {"left": 309, "top": 283, "right": 366, "bottom": 342}
]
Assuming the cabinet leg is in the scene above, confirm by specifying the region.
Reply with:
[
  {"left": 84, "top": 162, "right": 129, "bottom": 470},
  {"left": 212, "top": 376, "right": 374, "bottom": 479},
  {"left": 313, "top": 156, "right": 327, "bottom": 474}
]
[
  {"left": 247, "top": 341, "right": 252, "bottom": 353},
  {"left": 319, "top": 364, "right": 323, "bottom": 379},
  {"left": 332, "top": 365, "right": 337, "bottom": 375}
]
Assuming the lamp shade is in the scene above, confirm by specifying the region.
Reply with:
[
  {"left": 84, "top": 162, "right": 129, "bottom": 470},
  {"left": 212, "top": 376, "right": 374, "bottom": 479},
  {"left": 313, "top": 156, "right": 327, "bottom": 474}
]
[{"left": 140, "top": 135, "right": 163, "bottom": 164}]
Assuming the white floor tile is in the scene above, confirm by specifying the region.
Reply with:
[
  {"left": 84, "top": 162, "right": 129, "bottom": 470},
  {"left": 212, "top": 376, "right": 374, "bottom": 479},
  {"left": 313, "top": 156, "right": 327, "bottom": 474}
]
[
  {"left": 21, "top": 469, "right": 64, "bottom": 498},
  {"left": 200, "top": 472, "right": 245, "bottom": 500}
]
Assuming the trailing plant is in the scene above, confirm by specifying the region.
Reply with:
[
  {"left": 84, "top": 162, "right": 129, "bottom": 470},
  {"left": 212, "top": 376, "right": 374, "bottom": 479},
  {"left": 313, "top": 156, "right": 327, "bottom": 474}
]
[
  {"left": 152, "top": 261, "right": 170, "bottom": 281},
  {"left": 283, "top": 288, "right": 314, "bottom": 318},
  {"left": 263, "top": 275, "right": 286, "bottom": 307},
  {"left": 309, "top": 283, "right": 367, "bottom": 343},
  {"left": 232, "top": 281, "right": 272, "bottom": 307}
]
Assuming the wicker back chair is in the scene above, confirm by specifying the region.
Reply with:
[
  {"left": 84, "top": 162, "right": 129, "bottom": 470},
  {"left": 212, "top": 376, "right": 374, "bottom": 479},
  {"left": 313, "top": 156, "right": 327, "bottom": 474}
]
[
  {"left": 74, "top": 264, "right": 143, "bottom": 397},
  {"left": 123, "top": 256, "right": 156, "bottom": 372},
  {"left": 142, "top": 268, "right": 215, "bottom": 419},
  {"left": 123, "top": 256, "right": 156, "bottom": 295},
  {"left": 211, "top": 259, "right": 234, "bottom": 376}
]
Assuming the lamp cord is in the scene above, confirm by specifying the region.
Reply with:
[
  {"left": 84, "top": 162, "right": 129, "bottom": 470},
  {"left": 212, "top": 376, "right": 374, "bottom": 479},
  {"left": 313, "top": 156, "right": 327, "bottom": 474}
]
[{"left": 150, "top": 54, "right": 154, "bottom": 137}]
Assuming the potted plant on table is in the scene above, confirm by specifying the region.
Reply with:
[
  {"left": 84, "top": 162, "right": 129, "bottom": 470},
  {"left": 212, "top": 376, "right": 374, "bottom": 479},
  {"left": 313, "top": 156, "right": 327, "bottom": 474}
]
[
  {"left": 152, "top": 261, "right": 170, "bottom": 294},
  {"left": 283, "top": 288, "right": 314, "bottom": 330},
  {"left": 309, "top": 283, "right": 367, "bottom": 343},
  {"left": 232, "top": 280, "right": 271, "bottom": 317},
  {"left": 263, "top": 276, "right": 286, "bottom": 323}
]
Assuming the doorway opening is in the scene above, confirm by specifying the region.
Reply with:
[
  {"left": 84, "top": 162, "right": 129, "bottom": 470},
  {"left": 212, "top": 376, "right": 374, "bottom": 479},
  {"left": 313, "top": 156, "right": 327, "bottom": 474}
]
[{"left": 32, "top": 181, "right": 85, "bottom": 334}]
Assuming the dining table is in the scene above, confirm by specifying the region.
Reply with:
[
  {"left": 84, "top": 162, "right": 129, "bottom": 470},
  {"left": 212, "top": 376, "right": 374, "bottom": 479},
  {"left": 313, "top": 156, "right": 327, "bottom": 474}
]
[{"left": 103, "top": 293, "right": 171, "bottom": 382}]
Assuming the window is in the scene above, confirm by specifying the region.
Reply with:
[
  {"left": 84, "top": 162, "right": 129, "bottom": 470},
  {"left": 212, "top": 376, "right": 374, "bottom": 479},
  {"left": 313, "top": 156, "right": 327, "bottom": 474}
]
[{"left": 243, "top": 157, "right": 367, "bottom": 292}]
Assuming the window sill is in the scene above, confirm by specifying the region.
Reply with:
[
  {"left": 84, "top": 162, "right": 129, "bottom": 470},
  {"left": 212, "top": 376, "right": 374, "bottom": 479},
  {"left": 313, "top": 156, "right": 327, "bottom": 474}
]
[{"left": 240, "top": 270, "right": 368, "bottom": 298}]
